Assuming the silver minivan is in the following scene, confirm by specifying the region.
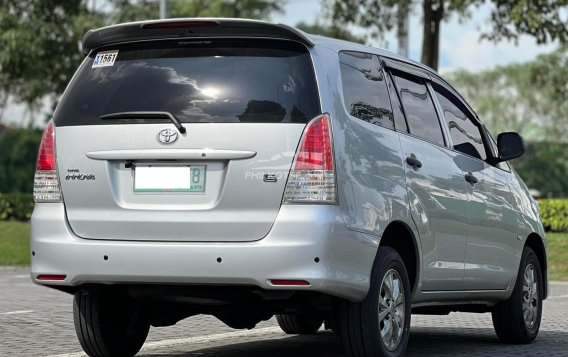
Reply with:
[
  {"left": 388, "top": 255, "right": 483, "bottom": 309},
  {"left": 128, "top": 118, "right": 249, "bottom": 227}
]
[{"left": 31, "top": 19, "right": 547, "bottom": 357}]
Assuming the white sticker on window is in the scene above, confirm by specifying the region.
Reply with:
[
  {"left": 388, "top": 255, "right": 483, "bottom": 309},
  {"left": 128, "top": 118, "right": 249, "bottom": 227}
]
[{"left": 92, "top": 50, "right": 119, "bottom": 68}]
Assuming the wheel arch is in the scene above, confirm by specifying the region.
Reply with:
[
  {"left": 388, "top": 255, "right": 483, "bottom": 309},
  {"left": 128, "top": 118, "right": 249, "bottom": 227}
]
[
  {"left": 378, "top": 220, "right": 420, "bottom": 295},
  {"left": 525, "top": 232, "right": 548, "bottom": 300}
]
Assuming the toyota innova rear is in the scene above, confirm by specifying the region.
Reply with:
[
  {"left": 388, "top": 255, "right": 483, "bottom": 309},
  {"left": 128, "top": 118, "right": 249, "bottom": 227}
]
[{"left": 31, "top": 18, "right": 548, "bottom": 357}]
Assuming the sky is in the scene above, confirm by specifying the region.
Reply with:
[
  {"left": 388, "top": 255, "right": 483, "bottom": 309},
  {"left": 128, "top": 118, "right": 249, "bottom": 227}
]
[{"left": 3, "top": 0, "right": 561, "bottom": 126}]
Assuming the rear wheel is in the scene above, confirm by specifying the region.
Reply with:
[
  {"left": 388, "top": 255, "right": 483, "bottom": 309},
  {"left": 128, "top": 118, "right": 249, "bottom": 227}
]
[
  {"left": 73, "top": 286, "right": 150, "bottom": 357},
  {"left": 341, "top": 247, "right": 411, "bottom": 357},
  {"left": 492, "top": 247, "right": 543, "bottom": 344},
  {"left": 276, "top": 313, "right": 323, "bottom": 334}
]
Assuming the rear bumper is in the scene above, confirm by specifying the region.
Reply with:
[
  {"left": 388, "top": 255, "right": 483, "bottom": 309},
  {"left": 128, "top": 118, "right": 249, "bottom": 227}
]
[{"left": 31, "top": 203, "right": 379, "bottom": 301}]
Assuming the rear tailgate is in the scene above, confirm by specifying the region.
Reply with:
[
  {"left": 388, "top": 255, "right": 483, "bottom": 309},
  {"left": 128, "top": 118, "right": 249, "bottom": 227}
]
[{"left": 53, "top": 39, "right": 320, "bottom": 242}]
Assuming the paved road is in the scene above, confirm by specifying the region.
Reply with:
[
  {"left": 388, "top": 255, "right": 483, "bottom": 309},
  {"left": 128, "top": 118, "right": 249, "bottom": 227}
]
[{"left": 1, "top": 267, "right": 567, "bottom": 356}]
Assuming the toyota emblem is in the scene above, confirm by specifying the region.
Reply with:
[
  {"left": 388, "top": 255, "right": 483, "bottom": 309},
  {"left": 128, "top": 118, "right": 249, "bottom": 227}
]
[{"left": 157, "top": 128, "right": 179, "bottom": 144}]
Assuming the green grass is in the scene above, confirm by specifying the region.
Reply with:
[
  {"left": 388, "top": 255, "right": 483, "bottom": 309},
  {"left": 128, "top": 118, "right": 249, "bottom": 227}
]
[
  {"left": 0, "top": 222, "right": 567, "bottom": 281},
  {"left": 0, "top": 221, "right": 31, "bottom": 265},
  {"left": 547, "top": 232, "right": 568, "bottom": 281}
]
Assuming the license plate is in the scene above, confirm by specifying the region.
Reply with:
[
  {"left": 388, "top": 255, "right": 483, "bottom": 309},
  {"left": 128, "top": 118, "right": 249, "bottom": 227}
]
[{"left": 134, "top": 165, "right": 205, "bottom": 193}]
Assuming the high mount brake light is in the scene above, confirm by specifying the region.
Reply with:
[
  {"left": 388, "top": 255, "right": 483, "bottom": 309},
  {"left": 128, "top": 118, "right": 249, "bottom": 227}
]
[
  {"left": 283, "top": 114, "right": 336, "bottom": 204},
  {"left": 142, "top": 21, "right": 219, "bottom": 30},
  {"left": 33, "top": 120, "right": 62, "bottom": 203}
]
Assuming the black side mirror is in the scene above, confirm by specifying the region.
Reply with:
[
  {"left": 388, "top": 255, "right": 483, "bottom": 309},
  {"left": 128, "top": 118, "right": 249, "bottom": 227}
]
[{"left": 496, "top": 132, "right": 525, "bottom": 162}]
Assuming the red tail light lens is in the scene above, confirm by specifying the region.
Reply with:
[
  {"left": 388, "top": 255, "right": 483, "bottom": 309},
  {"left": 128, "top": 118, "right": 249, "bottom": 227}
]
[
  {"left": 34, "top": 120, "right": 61, "bottom": 203},
  {"left": 283, "top": 114, "right": 336, "bottom": 204},
  {"left": 37, "top": 121, "right": 56, "bottom": 171},
  {"left": 294, "top": 115, "right": 334, "bottom": 171}
]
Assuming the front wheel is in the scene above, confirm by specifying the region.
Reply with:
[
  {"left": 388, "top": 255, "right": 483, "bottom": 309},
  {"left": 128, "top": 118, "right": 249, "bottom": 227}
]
[
  {"left": 341, "top": 247, "right": 412, "bottom": 357},
  {"left": 492, "top": 246, "right": 543, "bottom": 344},
  {"left": 73, "top": 286, "right": 150, "bottom": 357}
]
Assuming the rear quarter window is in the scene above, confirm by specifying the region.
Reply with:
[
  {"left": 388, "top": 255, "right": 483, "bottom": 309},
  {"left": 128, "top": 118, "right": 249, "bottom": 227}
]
[
  {"left": 54, "top": 39, "right": 320, "bottom": 125},
  {"left": 338, "top": 51, "right": 394, "bottom": 130}
]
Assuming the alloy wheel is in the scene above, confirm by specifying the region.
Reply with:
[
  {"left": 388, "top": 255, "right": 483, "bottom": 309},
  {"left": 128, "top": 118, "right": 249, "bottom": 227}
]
[
  {"left": 522, "top": 264, "right": 539, "bottom": 329},
  {"left": 378, "top": 269, "right": 405, "bottom": 351}
]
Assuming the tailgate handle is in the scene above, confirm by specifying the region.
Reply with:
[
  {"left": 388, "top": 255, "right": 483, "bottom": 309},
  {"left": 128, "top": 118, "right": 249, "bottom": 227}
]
[{"left": 86, "top": 149, "right": 256, "bottom": 161}]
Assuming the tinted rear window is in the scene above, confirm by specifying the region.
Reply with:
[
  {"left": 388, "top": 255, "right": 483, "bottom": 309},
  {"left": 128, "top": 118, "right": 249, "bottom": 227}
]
[
  {"left": 54, "top": 40, "right": 320, "bottom": 126},
  {"left": 338, "top": 51, "right": 394, "bottom": 130}
]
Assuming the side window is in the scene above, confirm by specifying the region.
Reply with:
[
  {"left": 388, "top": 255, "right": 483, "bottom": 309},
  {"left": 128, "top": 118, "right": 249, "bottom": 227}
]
[
  {"left": 384, "top": 71, "right": 408, "bottom": 132},
  {"left": 339, "top": 51, "right": 394, "bottom": 130},
  {"left": 434, "top": 86, "right": 487, "bottom": 161},
  {"left": 391, "top": 72, "right": 445, "bottom": 146}
]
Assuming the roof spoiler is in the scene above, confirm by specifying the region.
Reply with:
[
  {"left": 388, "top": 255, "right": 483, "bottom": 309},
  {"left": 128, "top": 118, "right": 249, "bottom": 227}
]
[{"left": 82, "top": 18, "right": 315, "bottom": 55}]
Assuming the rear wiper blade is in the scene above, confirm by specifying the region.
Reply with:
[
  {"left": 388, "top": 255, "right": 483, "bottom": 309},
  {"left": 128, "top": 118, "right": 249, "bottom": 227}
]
[{"left": 100, "top": 111, "right": 186, "bottom": 134}]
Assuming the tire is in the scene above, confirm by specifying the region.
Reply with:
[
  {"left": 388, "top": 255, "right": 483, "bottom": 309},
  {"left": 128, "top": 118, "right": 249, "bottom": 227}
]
[
  {"left": 341, "top": 247, "right": 412, "bottom": 357},
  {"left": 324, "top": 314, "right": 341, "bottom": 335},
  {"left": 276, "top": 313, "right": 323, "bottom": 334},
  {"left": 492, "top": 246, "right": 543, "bottom": 344},
  {"left": 73, "top": 286, "right": 150, "bottom": 357}
]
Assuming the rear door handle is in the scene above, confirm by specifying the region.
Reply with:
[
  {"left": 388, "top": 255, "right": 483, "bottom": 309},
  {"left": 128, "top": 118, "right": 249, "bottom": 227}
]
[
  {"left": 465, "top": 172, "right": 479, "bottom": 185},
  {"left": 405, "top": 154, "right": 422, "bottom": 169}
]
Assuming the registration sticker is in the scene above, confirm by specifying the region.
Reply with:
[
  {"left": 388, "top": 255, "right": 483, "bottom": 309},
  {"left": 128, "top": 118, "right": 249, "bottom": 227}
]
[{"left": 92, "top": 50, "right": 118, "bottom": 68}]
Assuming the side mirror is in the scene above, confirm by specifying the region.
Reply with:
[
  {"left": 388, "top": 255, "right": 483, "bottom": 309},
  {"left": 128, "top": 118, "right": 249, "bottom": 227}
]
[{"left": 496, "top": 132, "right": 525, "bottom": 162}]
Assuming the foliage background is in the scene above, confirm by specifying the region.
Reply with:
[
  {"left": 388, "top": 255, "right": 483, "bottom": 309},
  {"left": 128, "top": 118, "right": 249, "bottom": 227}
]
[
  {"left": 539, "top": 199, "right": 568, "bottom": 232},
  {"left": 0, "top": 127, "right": 42, "bottom": 193},
  {"left": 0, "top": 193, "right": 34, "bottom": 221}
]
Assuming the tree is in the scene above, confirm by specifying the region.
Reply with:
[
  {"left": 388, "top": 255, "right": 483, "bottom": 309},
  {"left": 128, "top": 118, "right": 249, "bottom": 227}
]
[
  {"left": 528, "top": 46, "right": 568, "bottom": 137},
  {"left": 325, "top": 0, "right": 568, "bottom": 70},
  {"left": 0, "top": 1, "right": 104, "bottom": 110},
  {"left": 296, "top": 21, "right": 366, "bottom": 44}
]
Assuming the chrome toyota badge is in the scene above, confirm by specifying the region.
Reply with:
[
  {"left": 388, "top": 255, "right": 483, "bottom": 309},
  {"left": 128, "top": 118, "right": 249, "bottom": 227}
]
[{"left": 157, "top": 128, "right": 178, "bottom": 144}]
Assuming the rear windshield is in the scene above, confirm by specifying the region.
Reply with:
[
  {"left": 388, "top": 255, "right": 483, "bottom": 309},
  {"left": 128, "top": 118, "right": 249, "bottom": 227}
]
[{"left": 54, "top": 39, "right": 320, "bottom": 125}]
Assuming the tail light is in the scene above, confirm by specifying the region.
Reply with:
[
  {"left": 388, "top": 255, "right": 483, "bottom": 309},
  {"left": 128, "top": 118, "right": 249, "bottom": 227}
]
[
  {"left": 283, "top": 114, "right": 336, "bottom": 204},
  {"left": 33, "top": 120, "right": 62, "bottom": 202}
]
